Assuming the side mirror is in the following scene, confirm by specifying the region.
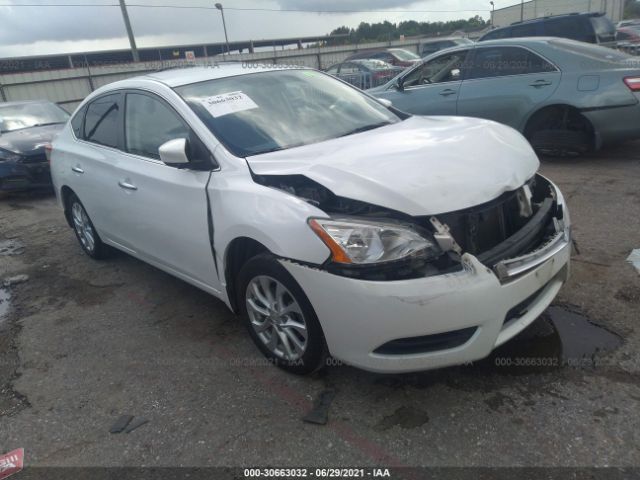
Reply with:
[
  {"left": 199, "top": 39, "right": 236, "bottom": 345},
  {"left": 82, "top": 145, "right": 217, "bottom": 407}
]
[
  {"left": 376, "top": 98, "right": 393, "bottom": 108},
  {"left": 396, "top": 77, "right": 405, "bottom": 91},
  {"left": 159, "top": 138, "right": 190, "bottom": 165}
]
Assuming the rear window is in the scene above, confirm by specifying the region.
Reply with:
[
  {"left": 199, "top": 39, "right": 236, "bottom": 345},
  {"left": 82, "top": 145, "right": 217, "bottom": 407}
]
[
  {"left": 590, "top": 16, "right": 616, "bottom": 42},
  {"left": 549, "top": 39, "right": 632, "bottom": 63}
]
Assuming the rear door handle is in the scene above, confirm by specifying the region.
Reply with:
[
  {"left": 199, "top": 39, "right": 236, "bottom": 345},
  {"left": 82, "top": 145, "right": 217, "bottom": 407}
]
[
  {"left": 530, "top": 80, "right": 553, "bottom": 88},
  {"left": 71, "top": 166, "right": 84, "bottom": 174},
  {"left": 439, "top": 89, "right": 458, "bottom": 97},
  {"left": 118, "top": 180, "right": 138, "bottom": 191}
]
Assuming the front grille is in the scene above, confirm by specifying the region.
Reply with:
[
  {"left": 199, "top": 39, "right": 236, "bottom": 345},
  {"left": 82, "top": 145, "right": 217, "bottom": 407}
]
[
  {"left": 417, "top": 176, "right": 558, "bottom": 267},
  {"left": 433, "top": 189, "right": 530, "bottom": 256}
]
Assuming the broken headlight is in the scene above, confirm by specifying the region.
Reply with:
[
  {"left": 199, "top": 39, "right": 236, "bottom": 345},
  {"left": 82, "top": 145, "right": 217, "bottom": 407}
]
[{"left": 308, "top": 218, "right": 441, "bottom": 265}]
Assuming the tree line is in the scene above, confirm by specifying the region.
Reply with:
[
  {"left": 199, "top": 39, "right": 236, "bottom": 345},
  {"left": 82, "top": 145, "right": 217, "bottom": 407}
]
[{"left": 325, "top": 16, "right": 489, "bottom": 45}]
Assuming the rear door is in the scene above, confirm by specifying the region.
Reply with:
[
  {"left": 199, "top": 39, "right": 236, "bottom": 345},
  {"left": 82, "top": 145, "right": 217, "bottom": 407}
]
[
  {"left": 380, "top": 49, "right": 472, "bottom": 115},
  {"left": 457, "top": 46, "right": 561, "bottom": 130}
]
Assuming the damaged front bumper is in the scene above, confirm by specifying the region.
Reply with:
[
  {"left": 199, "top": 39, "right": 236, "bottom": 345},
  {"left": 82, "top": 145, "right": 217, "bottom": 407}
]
[{"left": 280, "top": 177, "right": 572, "bottom": 374}]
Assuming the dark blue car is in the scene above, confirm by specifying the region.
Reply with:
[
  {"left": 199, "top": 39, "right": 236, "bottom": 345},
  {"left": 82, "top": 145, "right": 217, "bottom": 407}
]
[{"left": 0, "top": 100, "right": 69, "bottom": 192}]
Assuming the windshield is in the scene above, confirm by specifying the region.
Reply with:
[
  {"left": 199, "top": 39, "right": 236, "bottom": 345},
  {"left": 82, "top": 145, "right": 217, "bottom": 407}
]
[
  {"left": 0, "top": 102, "right": 69, "bottom": 133},
  {"left": 391, "top": 49, "right": 420, "bottom": 61},
  {"left": 176, "top": 69, "right": 400, "bottom": 157}
]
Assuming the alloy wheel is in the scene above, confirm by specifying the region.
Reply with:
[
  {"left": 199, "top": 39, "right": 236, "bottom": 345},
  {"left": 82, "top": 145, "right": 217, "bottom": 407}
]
[
  {"left": 71, "top": 202, "right": 95, "bottom": 253},
  {"left": 245, "top": 275, "right": 308, "bottom": 361}
]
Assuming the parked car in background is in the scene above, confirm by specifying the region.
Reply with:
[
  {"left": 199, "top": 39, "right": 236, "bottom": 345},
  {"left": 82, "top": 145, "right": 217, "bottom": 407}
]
[
  {"left": 0, "top": 100, "right": 69, "bottom": 192},
  {"left": 419, "top": 37, "right": 474, "bottom": 57},
  {"left": 617, "top": 19, "right": 640, "bottom": 29},
  {"left": 370, "top": 38, "right": 640, "bottom": 156},
  {"left": 325, "top": 59, "right": 404, "bottom": 89},
  {"left": 50, "top": 65, "right": 571, "bottom": 374},
  {"left": 617, "top": 25, "right": 640, "bottom": 55},
  {"left": 480, "top": 12, "right": 617, "bottom": 47},
  {"left": 345, "top": 48, "right": 421, "bottom": 67}
]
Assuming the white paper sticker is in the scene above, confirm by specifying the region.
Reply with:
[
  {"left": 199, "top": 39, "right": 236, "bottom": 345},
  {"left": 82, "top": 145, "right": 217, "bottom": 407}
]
[{"left": 199, "top": 91, "right": 258, "bottom": 118}]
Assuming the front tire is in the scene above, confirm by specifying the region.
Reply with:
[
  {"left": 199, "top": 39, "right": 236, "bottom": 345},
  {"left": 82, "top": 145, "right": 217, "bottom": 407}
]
[
  {"left": 237, "top": 254, "right": 327, "bottom": 375},
  {"left": 68, "top": 193, "right": 110, "bottom": 259}
]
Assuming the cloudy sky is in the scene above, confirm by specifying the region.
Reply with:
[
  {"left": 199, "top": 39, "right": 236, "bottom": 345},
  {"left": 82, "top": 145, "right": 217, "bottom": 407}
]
[{"left": 0, "top": 0, "right": 521, "bottom": 58}]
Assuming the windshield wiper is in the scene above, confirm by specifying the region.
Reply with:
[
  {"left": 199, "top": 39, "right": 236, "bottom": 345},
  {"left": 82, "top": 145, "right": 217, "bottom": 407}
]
[{"left": 339, "top": 122, "right": 392, "bottom": 138}]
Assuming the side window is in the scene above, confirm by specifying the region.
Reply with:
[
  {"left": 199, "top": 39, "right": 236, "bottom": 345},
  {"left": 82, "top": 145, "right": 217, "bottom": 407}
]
[
  {"left": 84, "top": 94, "right": 121, "bottom": 148},
  {"left": 545, "top": 18, "right": 590, "bottom": 42},
  {"left": 403, "top": 50, "right": 469, "bottom": 88},
  {"left": 482, "top": 28, "right": 511, "bottom": 40},
  {"left": 339, "top": 63, "right": 360, "bottom": 75},
  {"left": 125, "top": 93, "right": 190, "bottom": 160},
  {"left": 71, "top": 105, "right": 87, "bottom": 139},
  {"left": 467, "top": 47, "right": 556, "bottom": 80},
  {"left": 511, "top": 23, "right": 538, "bottom": 37}
]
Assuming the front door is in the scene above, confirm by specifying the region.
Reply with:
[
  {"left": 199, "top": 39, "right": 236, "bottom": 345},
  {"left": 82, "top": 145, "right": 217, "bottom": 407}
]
[{"left": 378, "top": 49, "right": 472, "bottom": 116}]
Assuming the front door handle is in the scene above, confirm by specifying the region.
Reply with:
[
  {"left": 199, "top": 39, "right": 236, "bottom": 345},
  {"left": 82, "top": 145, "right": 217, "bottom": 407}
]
[
  {"left": 439, "top": 89, "right": 458, "bottom": 97},
  {"left": 530, "top": 80, "right": 553, "bottom": 88},
  {"left": 71, "top": 166, "right": 84, "bottom": 174},
  {"left": 118, "top": 180, "right": 138, "bottom": 191}
]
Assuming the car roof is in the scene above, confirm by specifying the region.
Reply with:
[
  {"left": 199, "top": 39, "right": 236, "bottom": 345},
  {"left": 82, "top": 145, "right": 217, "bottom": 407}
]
[
  {"left": 510, "top": 11, "right": 602, "bottom": 26},
  {"left": 141, "top": 63, "right": 306, "bottom": 88}
]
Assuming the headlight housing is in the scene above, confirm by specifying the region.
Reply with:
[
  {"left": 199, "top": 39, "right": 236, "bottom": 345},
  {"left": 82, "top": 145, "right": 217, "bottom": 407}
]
[
  {"left": 0, "top": 148, "right": 21, "bottom": 162},
  {"left": 309, "top": 217, "right": 441, "bottom": 265}
]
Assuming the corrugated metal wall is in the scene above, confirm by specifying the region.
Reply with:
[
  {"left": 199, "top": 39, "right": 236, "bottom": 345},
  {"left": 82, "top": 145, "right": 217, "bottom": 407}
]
[
  {"left": 492, "top": 0, "right": 625, "bottom": 27},
  {"left": 0, "top": 40, "right": 422, "bottom": 113}
]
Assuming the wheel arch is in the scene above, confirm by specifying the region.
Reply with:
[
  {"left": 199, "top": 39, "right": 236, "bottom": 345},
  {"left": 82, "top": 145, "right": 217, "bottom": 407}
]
[
  {"left": 223, "top": 236, "right": 271, "bottom": 314},
  {"left": 60, "top": 185, "right": 76, "bottom": 228},
  {"left": 523, "top": 104, "right": 596, "bottom": 138}
]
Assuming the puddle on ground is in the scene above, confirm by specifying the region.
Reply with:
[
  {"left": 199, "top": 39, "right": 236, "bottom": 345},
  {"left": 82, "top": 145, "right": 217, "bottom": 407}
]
[
  {"left": 478, "top": 306, "right": 623, "bottom": 375},
  {"left": 0, "top": 239, "right": 25, "bottom": 256},
  {"left": 0, "top": 288, "right": 10, "bottom": 326}
]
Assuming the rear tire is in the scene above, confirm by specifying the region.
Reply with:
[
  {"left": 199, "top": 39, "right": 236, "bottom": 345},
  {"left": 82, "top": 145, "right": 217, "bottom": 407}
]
[
  {"left": 68, "top": 193, "right": 111, "bottom": 260},
  {"left": 236, "top": 253, "right": 327, "bottom": 375}
]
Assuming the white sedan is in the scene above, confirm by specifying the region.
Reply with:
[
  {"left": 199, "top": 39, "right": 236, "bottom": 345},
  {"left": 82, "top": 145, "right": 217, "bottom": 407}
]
[{"left": 50, "top": 65, "right": 571, "bottom": 374}]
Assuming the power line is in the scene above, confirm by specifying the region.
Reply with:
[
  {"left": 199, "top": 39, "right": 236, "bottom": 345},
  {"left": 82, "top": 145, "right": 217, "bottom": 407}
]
[{"left": 0, "top": 2, "right": 490, "bottom": 13}]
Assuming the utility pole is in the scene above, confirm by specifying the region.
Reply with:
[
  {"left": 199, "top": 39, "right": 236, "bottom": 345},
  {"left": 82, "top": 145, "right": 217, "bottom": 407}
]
[
  {"left": 119, "top": 0, "right": 140, "bottom": 63},
  {"left": 215, "top": 3, "right": 230, "bottom": 56},
  {"left": 520, "top": 0, "right": 524, "bottom": 22},
  {"left": 490, "top": 1, "right": 495, "bottom": 26}
]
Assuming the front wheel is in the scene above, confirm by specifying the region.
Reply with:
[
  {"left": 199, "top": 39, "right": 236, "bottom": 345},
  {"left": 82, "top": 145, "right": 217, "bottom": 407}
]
[{"left": 237, "top": 254, "right": 328, "bottom": 375}]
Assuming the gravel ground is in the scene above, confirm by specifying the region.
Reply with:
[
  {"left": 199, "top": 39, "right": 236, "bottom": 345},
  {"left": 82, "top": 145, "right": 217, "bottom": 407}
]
[{"left": 0, "top": 142, "right": 639, "bottom": 470}]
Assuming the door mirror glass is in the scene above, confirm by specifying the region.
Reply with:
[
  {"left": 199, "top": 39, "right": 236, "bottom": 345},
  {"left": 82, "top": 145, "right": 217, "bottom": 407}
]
[
  {"left": 376, "top": 98, "right": 393, "bottom": 108},
  {"left": 159, "top": 138, "right": 190, "bottom": 165}
]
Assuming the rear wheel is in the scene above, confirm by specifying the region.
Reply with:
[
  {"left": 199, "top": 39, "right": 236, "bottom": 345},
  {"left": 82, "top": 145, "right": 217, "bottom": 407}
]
[
  {"left": 237, "top": 254, "right": 327, "bottom": 375},
  {"left": 525, "top": 106, "right": 594, "bottom": 157},
  {"left": 68, "top": 194, "right": 110, "bottom": 259}
]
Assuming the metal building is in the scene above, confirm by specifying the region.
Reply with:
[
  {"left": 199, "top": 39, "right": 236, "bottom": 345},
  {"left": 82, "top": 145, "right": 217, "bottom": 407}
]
[{"left": 491, "top": 0, "right": 625, "bottom": 27}]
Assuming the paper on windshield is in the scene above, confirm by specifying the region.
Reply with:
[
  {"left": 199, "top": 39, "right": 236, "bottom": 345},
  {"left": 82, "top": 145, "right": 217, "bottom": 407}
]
[{"left": 199, "top": 91, "right": 258, "bottom": 118}]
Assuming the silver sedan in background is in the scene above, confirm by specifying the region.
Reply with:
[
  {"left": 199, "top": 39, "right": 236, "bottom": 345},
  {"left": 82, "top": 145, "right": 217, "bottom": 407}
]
[{"left": 370, "top": 37, "right": 640, "bottom": 155}]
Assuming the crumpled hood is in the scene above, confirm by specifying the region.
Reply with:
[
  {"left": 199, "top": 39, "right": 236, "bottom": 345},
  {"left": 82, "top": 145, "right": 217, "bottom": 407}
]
[
  {"left": 0, "top": 124, "right": 64, "bottom": 156},
  {"left": 246, "top": 116, "right": 539, "bottom": 216}
]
